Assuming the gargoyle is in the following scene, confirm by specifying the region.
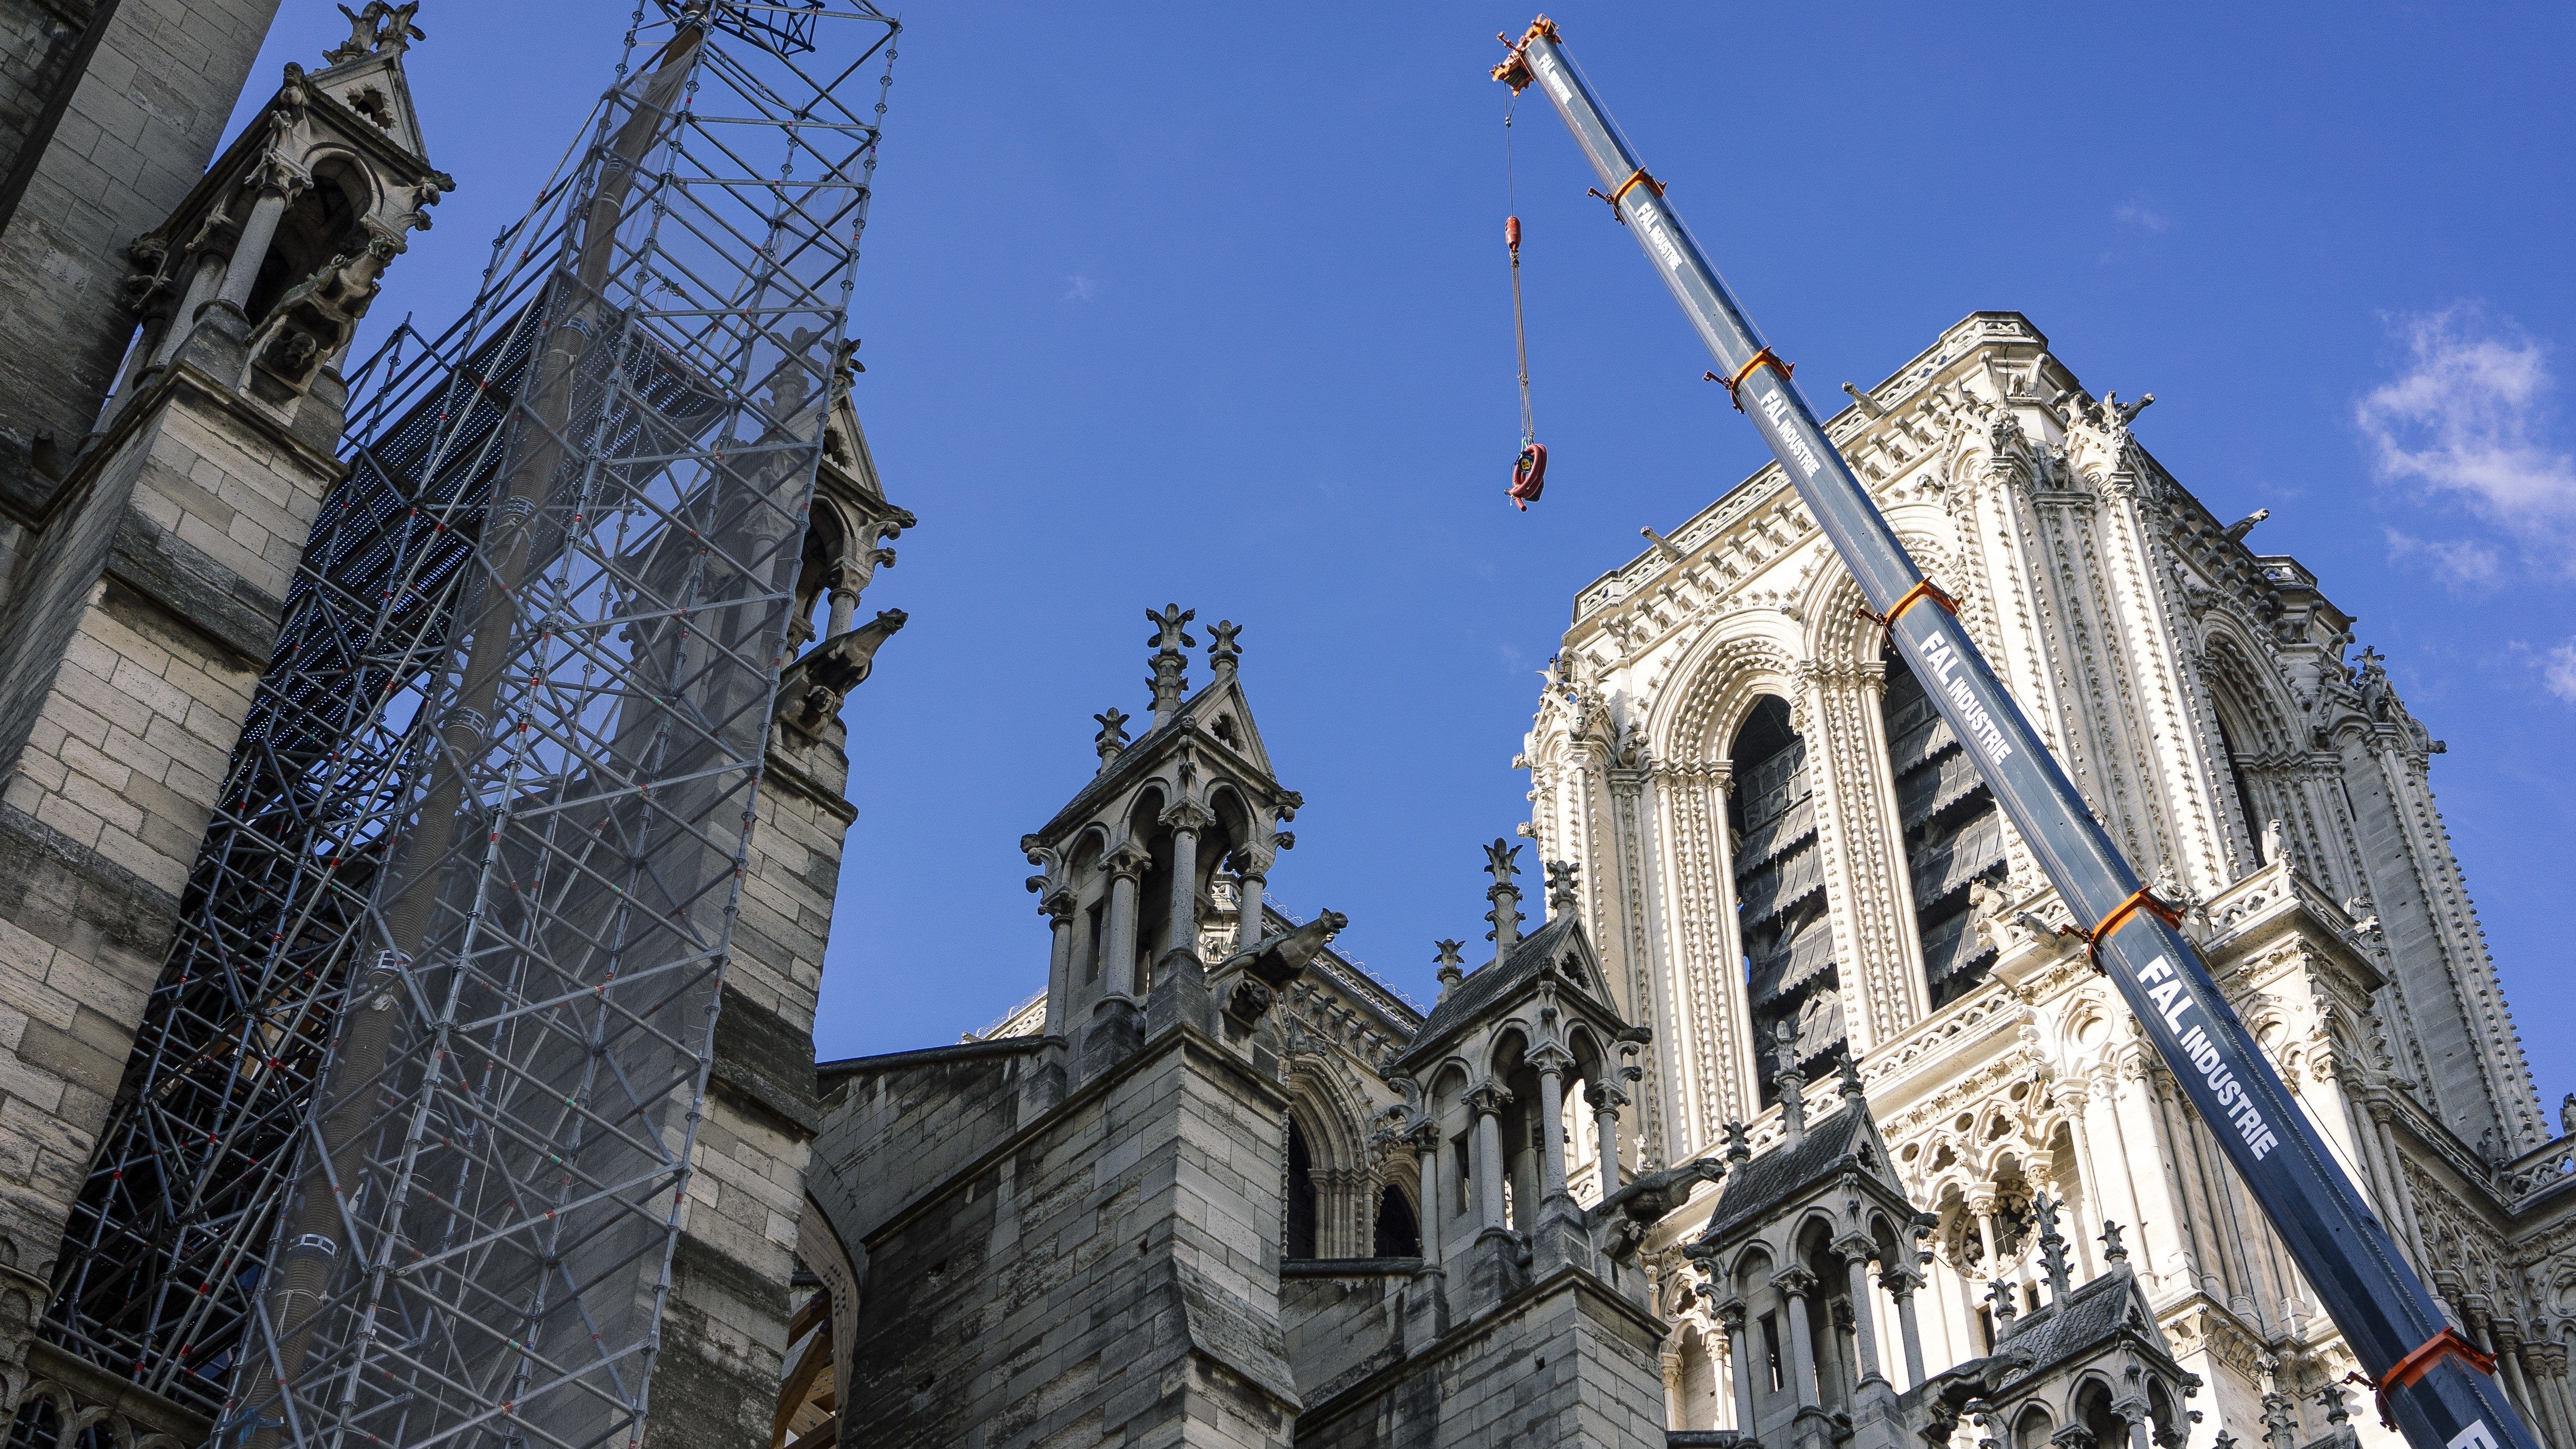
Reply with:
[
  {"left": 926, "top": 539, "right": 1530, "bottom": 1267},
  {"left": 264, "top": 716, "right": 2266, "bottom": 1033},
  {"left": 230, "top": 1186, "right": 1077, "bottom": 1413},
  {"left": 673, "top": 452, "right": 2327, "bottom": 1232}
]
[
  {"left": 1222, "top": 909, "right": 1347, "bottom": 988},
  {"left": 1591, "top": 1156, "right": 1724, "bottom": 1262},
  {"left": 776, "top": 608, "right": 906, "bottom": 736}
]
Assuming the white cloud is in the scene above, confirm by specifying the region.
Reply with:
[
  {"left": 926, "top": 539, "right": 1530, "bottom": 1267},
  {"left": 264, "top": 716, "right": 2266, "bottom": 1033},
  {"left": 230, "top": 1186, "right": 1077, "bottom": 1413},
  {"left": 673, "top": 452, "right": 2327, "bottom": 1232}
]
[
  {"left": 2543, "top": 639, "right": 2576, "bottom": 704},
  {"left": 2384, "top": 528, "right": 2504, "bottom": 589},
  {"left": 2114, "top": 196, "right": 2170, "bottom": 233},
  {"left": 1063, "top": 274, "right": 1099, "bottom": 302},
  {"left": 2357, "top": 305, "right": 2576, "bottom": 578}
]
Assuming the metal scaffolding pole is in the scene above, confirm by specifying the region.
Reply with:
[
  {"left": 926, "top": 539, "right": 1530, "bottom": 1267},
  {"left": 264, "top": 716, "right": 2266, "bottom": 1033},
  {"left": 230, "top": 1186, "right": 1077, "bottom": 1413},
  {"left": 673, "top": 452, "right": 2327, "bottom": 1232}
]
[{"left": 38, "top": 8, "right": 897, "bottom": 1449}]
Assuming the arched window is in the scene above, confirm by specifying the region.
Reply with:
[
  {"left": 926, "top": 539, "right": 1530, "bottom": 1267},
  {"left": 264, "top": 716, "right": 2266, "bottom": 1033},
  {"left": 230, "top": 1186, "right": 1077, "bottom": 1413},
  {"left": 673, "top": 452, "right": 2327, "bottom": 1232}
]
[
  {"left": 1881, "top": 649, "right": 2007, "bottom": 1008},
  {"left": 2210, "top": 708, "right": 2266, "bottom": 862},
  {"left": 1285, "top": 1120, "right": 1319, "bottom": 1260},
  {"left": 1731, "top": 696, "right": 1840, "bottom": 1101},
  {"left": 1372, "top": 1183, "right": 1419, "bottom": 1258}
]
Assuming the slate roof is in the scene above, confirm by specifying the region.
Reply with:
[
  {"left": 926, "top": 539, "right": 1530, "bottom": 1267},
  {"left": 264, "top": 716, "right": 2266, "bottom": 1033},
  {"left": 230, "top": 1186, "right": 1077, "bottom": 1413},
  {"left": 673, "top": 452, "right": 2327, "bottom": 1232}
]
[
  {"left": 1701, "top": 1107, "right": 1870, "bottom": 1241},
  {"left": 1391, "top": 913, "right": 1582, "bottom": 1070},
  {"left": 1991, "top": 1264, "right": 2149, "bottom": 1384}
]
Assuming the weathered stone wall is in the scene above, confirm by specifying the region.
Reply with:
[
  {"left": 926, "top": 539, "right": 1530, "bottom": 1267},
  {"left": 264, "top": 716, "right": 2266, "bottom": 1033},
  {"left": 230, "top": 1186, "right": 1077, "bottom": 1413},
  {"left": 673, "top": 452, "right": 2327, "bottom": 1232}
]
[
  {"left": 0, "top": 0, "right": 278, "bottom": 520},
  {"left": 810, "top": 1038, "right": 1046, "bottom": 1244},
  {"left": 0, "top": 320, "right": 336, "bottom": 1412},
  {"left": 645, "top": 732, "right": 860, "bottom": 1449},
  {"left": 1281, "top": 1267, "right": 1408, "bottom": 1406},
  {"left": 826, "top": 1025, "right": 1299, "bottom": 1449},
  {"left": 1291, "top": 1271, "right": 1668, "bottom": 1449}
]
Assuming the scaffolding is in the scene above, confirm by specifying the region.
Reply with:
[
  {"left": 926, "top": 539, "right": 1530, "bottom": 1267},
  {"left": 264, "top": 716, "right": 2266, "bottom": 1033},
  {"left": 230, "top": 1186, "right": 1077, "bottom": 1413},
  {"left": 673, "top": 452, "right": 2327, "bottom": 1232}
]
[{"left": 39, "top": 6, "right": 897, "bottom": 1448}]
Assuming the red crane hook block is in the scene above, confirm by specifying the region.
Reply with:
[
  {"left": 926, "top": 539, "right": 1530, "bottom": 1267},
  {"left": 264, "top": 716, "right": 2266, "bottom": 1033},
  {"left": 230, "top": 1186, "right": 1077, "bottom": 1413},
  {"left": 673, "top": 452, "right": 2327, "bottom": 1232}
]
[{"left": 1509, "top": 441, "right": 1548, "bottom": 510}]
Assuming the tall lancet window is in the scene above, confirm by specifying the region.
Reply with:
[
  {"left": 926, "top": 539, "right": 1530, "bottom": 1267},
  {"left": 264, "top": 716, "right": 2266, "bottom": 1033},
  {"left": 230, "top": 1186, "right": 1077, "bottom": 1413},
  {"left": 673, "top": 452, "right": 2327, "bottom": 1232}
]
[
  {"left": 1882, "top": 649, "right": 2009, "bottom": 1008},
  {"left": 1730, "top": 696, "right": 1840, "bottom": 1103}
]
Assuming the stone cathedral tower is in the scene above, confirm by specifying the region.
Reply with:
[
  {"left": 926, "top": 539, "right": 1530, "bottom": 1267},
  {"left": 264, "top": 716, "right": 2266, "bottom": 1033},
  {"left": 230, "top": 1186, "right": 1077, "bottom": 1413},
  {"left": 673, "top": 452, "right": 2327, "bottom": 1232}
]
[{"left": 1521, "top": 312, "right": 2576, "bottom": 1449}]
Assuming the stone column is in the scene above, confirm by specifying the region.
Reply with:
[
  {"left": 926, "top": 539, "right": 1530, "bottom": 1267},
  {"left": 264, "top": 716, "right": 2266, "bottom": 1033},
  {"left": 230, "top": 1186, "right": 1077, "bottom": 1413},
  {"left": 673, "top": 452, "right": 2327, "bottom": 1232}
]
[
  {"left": 1234, "top": 845, "right": 1269, "bottom": 954},
  {"left": 1721, "top": 1299, "right": 1758, "bottom": 1433},
  {"left": 1040, "top": 892, "right": 1077, "bottom": 1037},
  {"left": 1533, "top": 1045, "right": 1573, "bottom": 1205},
  {"left": 1163, "top": 802, "right": 1212, "bottom": 956},
  {"left": 1883, "top": 1263, "right": 1926, "bottom": 1390},
  {"left": 153, "top": 241, "right": 232, "bottom": 366},
  {"left": 824, "top": 563, "right": 860, "bottom": 640},
  {"left": 1468, "top": 1083, "right": 1512, "bottom": 1233},
  {"left": 2368, "top": 1099, "right": 2429, "bottom": 1264},
  {"left": 1836, "top": 1237, "right": 1886, "bottom": 1387},
  {"left": 2114, "top": 1400, "right": 2151, "bottom": 1449},
  {"left": 1102, "top": 848, "right": 1146, "bottom": 1000},
  {"left": 1969, "top": 1187, "right": 2001, "bottom": 1272},
  {"left": 1084, "top": 847, "right": 1149, "bottom": 1073},
  {"left": 1402, "top": 1119, "right": 1450, "bottom": 1344},
  {"left": 216, "top": 159, "right": 308, "bottom": 312},
  {"left": 1409, "top": 1121, "right": 1444, "bottom": 1264},
  {"left": 1589, "top": 1079, "right": 1626, "bottom": 1194},
  {"left": 1776, "top": 1268, "right": 1821, "bottom": 1409}
]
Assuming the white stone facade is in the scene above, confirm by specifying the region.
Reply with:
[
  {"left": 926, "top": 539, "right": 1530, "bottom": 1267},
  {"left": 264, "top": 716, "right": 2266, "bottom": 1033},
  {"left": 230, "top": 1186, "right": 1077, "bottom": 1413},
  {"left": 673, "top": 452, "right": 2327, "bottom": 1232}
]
[{"left": 1519, "top": 312, "right": 2576, "bottom": 1449}]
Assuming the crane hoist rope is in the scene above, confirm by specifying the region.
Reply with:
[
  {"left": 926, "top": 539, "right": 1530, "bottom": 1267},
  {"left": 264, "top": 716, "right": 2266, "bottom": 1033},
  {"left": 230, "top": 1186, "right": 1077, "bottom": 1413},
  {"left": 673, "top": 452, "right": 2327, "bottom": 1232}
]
[
  {"left": 1489, "top": 16, "right": 2539, "bottom": 1449},
  {"left": 1503, "top": 88, "right": 1546, "bottom": 510}
]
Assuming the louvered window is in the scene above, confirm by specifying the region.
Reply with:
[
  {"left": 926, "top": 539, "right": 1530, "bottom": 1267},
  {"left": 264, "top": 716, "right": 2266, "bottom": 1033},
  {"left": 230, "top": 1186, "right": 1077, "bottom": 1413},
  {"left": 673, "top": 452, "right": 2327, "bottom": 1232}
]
[
  {"left": 1882, "top": 652, "right": 2007, "bottom": 1007},
  {"left": 1730, "top": 696, "right": 1841, "bottom": 1103}
]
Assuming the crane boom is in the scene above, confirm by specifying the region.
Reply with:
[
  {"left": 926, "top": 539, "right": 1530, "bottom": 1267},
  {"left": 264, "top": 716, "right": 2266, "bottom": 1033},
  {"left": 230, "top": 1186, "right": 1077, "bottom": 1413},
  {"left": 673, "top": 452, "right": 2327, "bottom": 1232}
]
[{"left": 1492, "top": 20, "right": 2537, "bottom": 1449}]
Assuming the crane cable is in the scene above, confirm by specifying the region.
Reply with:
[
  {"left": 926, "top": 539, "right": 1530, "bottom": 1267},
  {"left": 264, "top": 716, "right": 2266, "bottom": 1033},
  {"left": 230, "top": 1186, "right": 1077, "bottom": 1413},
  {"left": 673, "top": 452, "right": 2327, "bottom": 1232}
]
[{"left": 1504, "top": 92, "right": 1547, "bottom": 511}]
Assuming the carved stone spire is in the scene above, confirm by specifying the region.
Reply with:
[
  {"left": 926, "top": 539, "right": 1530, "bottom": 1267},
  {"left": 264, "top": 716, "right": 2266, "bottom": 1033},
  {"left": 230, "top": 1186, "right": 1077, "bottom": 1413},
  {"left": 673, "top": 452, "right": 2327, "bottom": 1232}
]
[
  {"left": 1482, "top": 839, "right": 1524, "bottom": 951},
  {"left": 2098, "top": 1219, "right": 2129, "bottom": 1262},
  {"left": 2033, "top": 1190, "right": 2072, "bottom": 1303},
  {"left": 1093, "top": 706, "right": 1130, "bottom": 774},
  {"left": 1774, "top": 1020, "right": 1806, "bottom": 1143},
  {"left": 1208, "top": 618, "right": 1241, "bottom": 677},
  {"left": 1837, "top": 1053, "right": 1867, "bottom": 1112},
  {"left": 1544, "top": 858, "right": 1579, "bottom": 916},
  {"left": 1723, "top": 1119, "right": 1752, "bottom": 1165},
  {"left": 1987, "top": 1279, "right": 2017, "bottom": 1336},
  {"left": 1146, "top": 603, "right": 1195, "bottom": 724},
  {"left": 1434, "top": 939, "right": 1466, "bottom": 998}
]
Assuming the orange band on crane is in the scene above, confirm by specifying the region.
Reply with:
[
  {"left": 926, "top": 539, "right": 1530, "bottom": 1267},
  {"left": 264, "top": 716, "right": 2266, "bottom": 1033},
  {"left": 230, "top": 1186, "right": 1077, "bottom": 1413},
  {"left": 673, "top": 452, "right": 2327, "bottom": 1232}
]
[
  {"left": 1589, "top": 166, "right": 1666, "bottom": 225},
  {"left": 2060, "top": 886, "right": 2184, "bottom": 973},
  {"left": 1710, "top": 346, "right": 1794, "bottom": 411},
  {"left": 2338, "top": 1328, "right": 2499, "bottom": 1429},
  {"left": 1855, "top": 577, "right": 1959, "bottom": 646}
]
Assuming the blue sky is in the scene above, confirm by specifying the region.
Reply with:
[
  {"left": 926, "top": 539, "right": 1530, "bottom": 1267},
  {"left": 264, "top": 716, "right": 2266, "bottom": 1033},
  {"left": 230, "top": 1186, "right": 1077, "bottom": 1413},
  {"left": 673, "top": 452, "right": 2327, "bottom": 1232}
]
[{"left": 234, "top": 4, "right": 2575, "bottom": 1114}]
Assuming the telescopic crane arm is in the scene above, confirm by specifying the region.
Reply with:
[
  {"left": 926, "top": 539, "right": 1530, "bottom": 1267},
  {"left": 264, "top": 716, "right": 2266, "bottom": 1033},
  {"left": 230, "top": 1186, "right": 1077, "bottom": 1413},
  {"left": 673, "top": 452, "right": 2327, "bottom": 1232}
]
[{"left": 1490, "top": 19, "right": 2537, "bottom": 1449}]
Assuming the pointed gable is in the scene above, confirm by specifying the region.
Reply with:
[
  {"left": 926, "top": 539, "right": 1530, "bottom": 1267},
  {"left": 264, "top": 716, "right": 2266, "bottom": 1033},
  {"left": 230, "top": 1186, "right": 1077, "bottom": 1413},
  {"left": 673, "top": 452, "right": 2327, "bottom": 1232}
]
[{"left": 1178, "top": 672, "right": 1275, "bottom": 782}]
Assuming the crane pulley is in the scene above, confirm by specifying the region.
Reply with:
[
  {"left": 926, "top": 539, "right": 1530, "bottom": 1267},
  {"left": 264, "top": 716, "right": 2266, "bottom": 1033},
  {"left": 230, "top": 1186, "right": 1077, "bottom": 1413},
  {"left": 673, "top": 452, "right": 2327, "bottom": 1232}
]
[{"left": 1490, "top": 17, "right": 2539, "bottom": 1449}]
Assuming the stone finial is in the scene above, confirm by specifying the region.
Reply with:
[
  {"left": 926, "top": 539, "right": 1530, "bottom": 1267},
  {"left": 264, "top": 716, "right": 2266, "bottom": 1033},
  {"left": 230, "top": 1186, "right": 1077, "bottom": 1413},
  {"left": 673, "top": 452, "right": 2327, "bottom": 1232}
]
[
  {"left": 1723, "top": 1119, "right": 1752, "bottom": 1165},
  {"left": 2098, "top": 1219, "right": 2129, "bottom": 1262},
  {"left": 1208, "top": 619, "right": 1242, "bottom": 676},
  {"left": 1482, "top": 838, "right": 1524, "bottom": 952},
  {"left": 2317, "top": 1385, "right": 2351, "bottom": 1427},
  {"left": 1544, "top": 858, "right": 1579, "bottom": 915},
  {"left": 2259, "top": 1390, "right": 2299, "bottom": 1449},
  {"left": 1774, "top": 1020, "right": 1806, "bottom": 1143},
  {"left": 1093, "top": 706, "right": 1131, "bottom": 772},
  {"left": 1837, "top": 1053, "right": 1867, "bottom": 1111},
  {"left": 2033, "top": 1190, "right": 2072, "bottom": 1303},
  {"left": 323, "top": 0, "right": 425, "bottom": 66},
  {"left": 1434, "top": 939, "right": 1466, "bottom": 997},
  {"left": 1987, "top": 1279, "right": 2018, "bottom": 1335},
  {"left": 1146, "top": 603, "right": 1195, "bottom": 723}
]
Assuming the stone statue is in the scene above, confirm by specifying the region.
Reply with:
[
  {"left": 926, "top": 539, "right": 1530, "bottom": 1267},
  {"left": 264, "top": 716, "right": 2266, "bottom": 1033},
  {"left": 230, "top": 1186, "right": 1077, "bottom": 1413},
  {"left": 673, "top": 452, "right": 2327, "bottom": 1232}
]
[
  {"left": 2561, "top": 1092, "right": 2574, "bottom": 1138},
  {"left": 2260, "top": 817, "right": 2284, "bottom": 865}
]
